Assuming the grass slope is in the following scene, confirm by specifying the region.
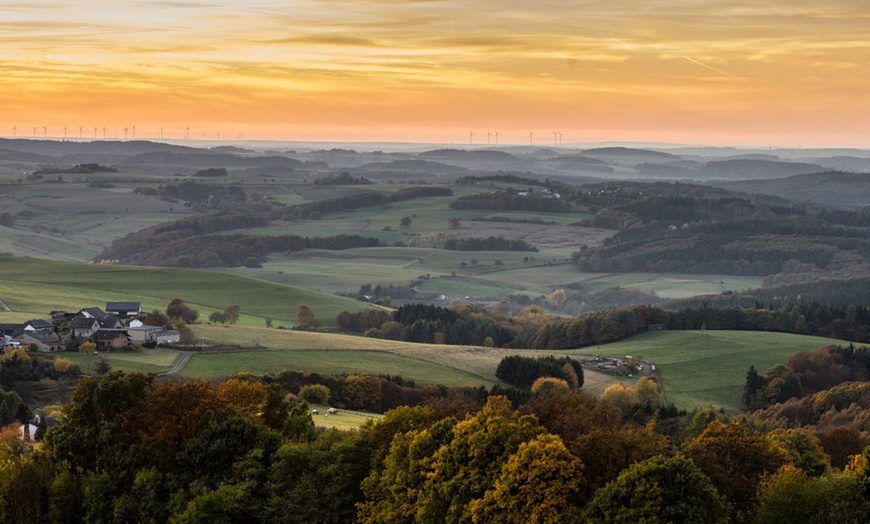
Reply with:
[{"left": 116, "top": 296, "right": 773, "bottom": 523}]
[
  {"left": 0, "top": 256, "right": 380, "bottom": 328},
  {"left": 309, "top": 404, "right": 383, "bottom": 430},
  {"left": 574, "top": 330, "right": 844, "bottom": 411}
]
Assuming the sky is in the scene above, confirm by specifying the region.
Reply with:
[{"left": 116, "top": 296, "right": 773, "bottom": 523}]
[{"left": 1, "top": 0, "right": 868, "bottom": 146}]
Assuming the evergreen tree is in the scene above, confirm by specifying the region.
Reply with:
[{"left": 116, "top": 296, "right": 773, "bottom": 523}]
[
  {"left": 743, "top": 365, "right": 764, "bottom": 409},
  {"left": 0, "top": 399, "right": 10, "bottom": 426}
]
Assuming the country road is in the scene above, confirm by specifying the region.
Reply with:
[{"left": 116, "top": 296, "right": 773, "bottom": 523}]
[{"left": 163, "top": 351, "right": 193, "bottom": 375}]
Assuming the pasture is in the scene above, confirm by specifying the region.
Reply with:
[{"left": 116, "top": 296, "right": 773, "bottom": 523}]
[
  {"left": 39, "top": 321, "right": 842, "bottom": 412},
  {"left": 309, "top": 405, "right": 383, "bottom": 431},
  {"left": 176, "top": 325, "right": 631, "bottom": 397},
  {"left": 182, "top": 348, "right": 493, "bottom": 387},
  {"left": 62, "top": 347, "right": 180, "bottom": 375},
  {"left": 0, "top": 256, "right": 380, "bottom": 328},
  {"left": 572, "top": 330, "right": 844, "bottom": 411}
]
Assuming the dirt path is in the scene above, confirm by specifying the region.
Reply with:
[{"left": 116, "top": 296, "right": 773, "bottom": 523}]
[
  {"left": 163, "top": 351, "right": 193, "bottom": 375},
  {"left": 0, "top": 298, "right": 10, "bottom": 311}
]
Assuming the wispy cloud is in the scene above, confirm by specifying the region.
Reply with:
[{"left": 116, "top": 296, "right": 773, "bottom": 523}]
[{"left": 0, "top": 0, "right": 868, "bottom": 145}]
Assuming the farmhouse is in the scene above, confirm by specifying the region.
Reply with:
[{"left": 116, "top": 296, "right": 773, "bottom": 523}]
[
  {"left": 70, "top": 316, "right": 101, "bottom": 338},
  {"left": 105, "top": 301, "right": 142, "bottom": 319},
  {"left": 91, "top": 329, "right": 130, "bottom": 350},
  {"left": 127, "top": 325, "right": 180, "bottom": 345},
  {"left": 22, "top": 319, "right": 55, "bottom": 335},
  {"left": 15, "top": 330, "right": 63, "bottom": 352},
  {"left": 77, "top": 307, "right": 123, "bottom": 328}
]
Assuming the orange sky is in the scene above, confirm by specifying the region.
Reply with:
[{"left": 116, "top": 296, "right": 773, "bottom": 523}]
[{"left": 1, "top": 0, "right": 869, "bottom": 146}]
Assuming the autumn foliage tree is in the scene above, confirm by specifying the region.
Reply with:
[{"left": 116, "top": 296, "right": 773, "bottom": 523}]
[
  {"left": 296, "top": 304, "right": 314, "bottom": 328},
  {"left": 582, "top": 454, "right": 727, "bottom": 523},
  {"left": 469, "top": 434, "right": 584, "bottom": 523},
  {"left": 683, "top": 421, "right": 788, "bottom": 521}
]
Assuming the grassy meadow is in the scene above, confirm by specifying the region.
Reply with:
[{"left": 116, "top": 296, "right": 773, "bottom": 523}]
[
  {"left": 572, "top": 330, "right": 844, "bottom": 411},
  {"left": 0, "top": 256, "right": 382, "bottom": 328},
  {"left": 308, "top": 404, "right": 383, "bottom": 430}
]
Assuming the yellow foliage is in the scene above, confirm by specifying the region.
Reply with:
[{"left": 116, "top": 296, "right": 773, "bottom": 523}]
[
  {"left": 844, "top": 452, "right": 867, "bottom": 475},
  {"left": 218, "top": 379, "right": 266, "bottom": 416},
  {"left": 601, "top": 383, "right": 637, "bottom": 411},
  {"left": 78, "top": 341, "right": 96, "bottom": 353},
  {"left": 0, "top": 347, "right": 29, "bottom": 363},
  {"left": 53, "top": 357, "right": 73, "bottom": 374},
  {"left": 636, "top": 376, "right": 662, "bottom": 407},
  {"left": 530, "top": 377, "right": 569, "bottom": 394}
]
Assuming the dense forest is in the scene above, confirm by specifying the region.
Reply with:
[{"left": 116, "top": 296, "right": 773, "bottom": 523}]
[
  {"left": 571, "top": 181, "right": 870, "bottom": 280},
  {"left": 450, "top": 190, "right": 573, "bottom": 212},
  {"left": 5, "top": 370, "right": 870, "bottom": 523}
]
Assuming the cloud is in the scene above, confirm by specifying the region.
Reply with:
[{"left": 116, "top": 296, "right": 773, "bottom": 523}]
[{"left": 1, "top": 0, "right": 869, "bottom": 144}]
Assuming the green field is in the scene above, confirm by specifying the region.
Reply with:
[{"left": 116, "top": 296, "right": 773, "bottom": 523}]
[
  {"left": 182, "top": 349, "right": 493, "bottom": 387},
  {"left": 38, "top": 323, "right": 844, "bottom": 412},
  {"left": 309, "top": 404, "right": 383, "bottom": 430},
  {"left": 0, "top": 256, "right": 380, "bottom": 328},
  {"left": 572, "top": 330, "right": 844, "bottom": 411},
  {"left": 62, "top": 348, "right": 180, "bottom": 374}
]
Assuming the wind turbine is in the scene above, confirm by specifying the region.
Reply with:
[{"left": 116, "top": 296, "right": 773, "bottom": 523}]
[
  {"left": 184, "top": 125, "right": 190, "bottom": 141},
  {"left": 529, "top": 130, "right": 535, "bottom": 146},
  {"left": 102, "top": 125, "right": 106, "bottom": 139},
  {"left": 131, "top": 124, "right": 136, "bottom": 139},
  {"left": 494, "top": 130, "right": 499, "bottom": 145},
  {"left": 558, "top": 132, "right": 563, "bottom": 146},
  {"left": 469, "top": 130, "right": 475, "bottom": 145},
  {"left": 160, "top": 126, "right": 164, "bottom": 139},
  {"left": 32, "top": 126, "right": 37, "bottom": 137},
  {"left": 63, "top": 125, "right": 68, "bottom": 140},
  {"left": 123, "top": 126, "right": 128, "bottom": 140},
  {"left": 78, "top": 126, "right": 83, "bottom": 139},
  {"left": 42, "top": 126, "right": 47, "bottom": 137},
  {"left": 553, "top": 132, "right": 558, "bottom": 146},
  {"left": 486, "top": 129, "right": 492, "bottom": 145},
  {"left": 12, "top": 125, "right": 16, "bottom": 137},
  {"left": 93, "top": 126, "right": 98, "bottom": 139}
]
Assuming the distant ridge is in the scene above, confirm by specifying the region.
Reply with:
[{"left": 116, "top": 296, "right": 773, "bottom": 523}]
[{"left": 582, "top": 147, "right": 681, "bottom": 160}]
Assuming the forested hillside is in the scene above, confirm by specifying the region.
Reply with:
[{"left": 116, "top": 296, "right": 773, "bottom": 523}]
[{"left": 571, "top": 181, "right": 870, "bottom": 282}]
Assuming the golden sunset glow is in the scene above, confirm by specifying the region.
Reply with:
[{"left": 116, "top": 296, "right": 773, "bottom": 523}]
[{"left": 1, "top": 0, "right": 869, "bottom": 145}]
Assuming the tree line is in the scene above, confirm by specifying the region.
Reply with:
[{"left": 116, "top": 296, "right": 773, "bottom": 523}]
[
  {"left": 6, "top": 371, "right": 870, "bottom": 522},
  {"left": 450, "top": 190, "right": 573, "bottom": 213}
]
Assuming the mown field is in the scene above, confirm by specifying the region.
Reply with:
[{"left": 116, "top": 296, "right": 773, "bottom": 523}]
[
  {"left": 52, "top": 324, "right": 840, "bottom": 412},
  {"left": 186, "top": 326, "right": 845, "bottom": 411},
  {"left": 0, "top": 256, "right": 381, "bottom": 329},
  {"left": 572, "top": 330, "right": 845, "bottom": 411},
  {"left": 308, "top": 404, "right": 383, "bottom": 430}
]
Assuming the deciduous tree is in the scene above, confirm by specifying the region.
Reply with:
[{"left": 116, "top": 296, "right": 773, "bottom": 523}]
[
  {"left": 469, "top": 434, "right": 584, "bottom": 523},
  {"left": 683, "top": 421, "right": 788, "bottom": 520},
  {"left": 582, "top": 454, "right": 727, "bottom": 523},
  {"left": 295, "top": 304, "right": 314, "bottom": 328}
]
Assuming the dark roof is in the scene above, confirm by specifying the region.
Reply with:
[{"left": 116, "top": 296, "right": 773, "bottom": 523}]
[
  {"left": 0, "top": 323, "right": 24, "bottom": 335},
  {"left": 76, "top": 308, "right": 122, "bottom": 329},
  {"left": 79, "top": 307, "right": 111, "bottom": 321},
  {"left": 106, "top": 302, "right": 142, "bottom": 312},
  {"left": 92, "top": 330, "right": 129, "bottom": 341},
  {"left": 16, "top": 331, "right": 60, "bottom": 343},
  {"left": 71, "top": 317, "right": 99, "bottom": 329},
  {"left": 25, "top": 319, "right": 53, "bottom": 329}
]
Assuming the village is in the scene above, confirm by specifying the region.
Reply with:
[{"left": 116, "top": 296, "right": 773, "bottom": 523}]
[{"left": 0, "top": 301, "right": 180, "bottom": 353}]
